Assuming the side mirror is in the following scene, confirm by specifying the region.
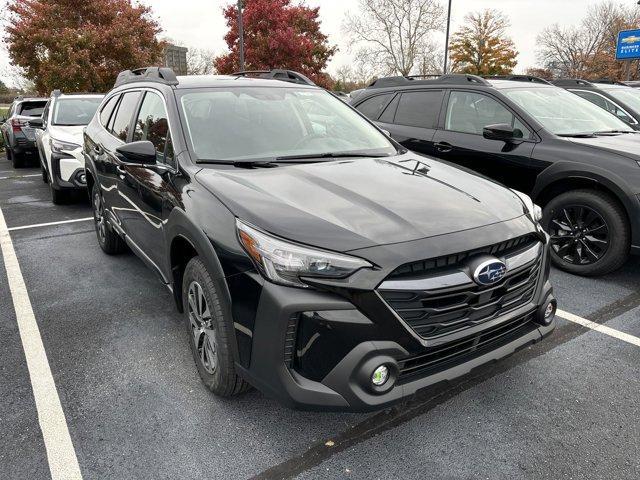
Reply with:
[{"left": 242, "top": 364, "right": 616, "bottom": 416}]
[
  {"left": 28, "top": 118, "right": 44, "bottom": 129},
  {"left": 116, "top": 141, "right": 157, "bottom": 165},
  {"left": 483, "top": 123, "right": 523, "bottom": 142}
]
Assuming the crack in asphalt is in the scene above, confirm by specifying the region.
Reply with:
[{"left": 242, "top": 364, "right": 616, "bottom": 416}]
[{"left": 251, "top": 291, "right": 640, "bottom": 480}]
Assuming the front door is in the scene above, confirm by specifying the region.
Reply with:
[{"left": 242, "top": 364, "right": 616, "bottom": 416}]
[{"left": 431, "top": 90, "right": 537, "bottom": 193}]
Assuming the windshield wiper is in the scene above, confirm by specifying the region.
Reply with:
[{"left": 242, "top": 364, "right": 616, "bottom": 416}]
[
  {"left": 275, "top": 152, "right": 390, "bottom": 161},
  {"left": 196, "top": 159, "right": 279, "bottom": 168},
  {"left": 593, "top": 129, "right": 635, "bottom": 135},
  {"left": 557, "top": 133, "right": 598, "bottom": 138}
]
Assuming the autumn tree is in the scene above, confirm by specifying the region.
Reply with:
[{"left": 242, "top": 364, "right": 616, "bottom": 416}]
[
  {"left": 536, "top": 1, "right": 640, "bottom": 80},
  {"left": 187, "top": 48, "right": 217, "bottom": 75},
  {"left": 214, "top": 0, "right": 337, "bottom": 88},
  {"left": 4, "top": 0, "right": 165, "bottom": 93},
  {"left": 344, "top": 0, "right": 444, "bottom": 76},
  {"left": 449, "top": 9, "right": 518, "bottom": 76}
]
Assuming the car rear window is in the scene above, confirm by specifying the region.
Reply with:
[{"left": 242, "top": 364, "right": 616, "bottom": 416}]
[{"left": 18, "top": 101, "right": 47, "bottom": 117}]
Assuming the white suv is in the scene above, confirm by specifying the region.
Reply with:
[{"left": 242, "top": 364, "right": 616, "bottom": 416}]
[{"left": 33, "top": 91, "right": 103, "bottom": 203}]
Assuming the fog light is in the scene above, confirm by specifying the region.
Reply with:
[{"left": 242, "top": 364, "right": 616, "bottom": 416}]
[
  {"left": 78, "top": 173, "right": 87, "bottom": 184},
  {"left": 544, "top": 302, "right": 555, "bottom": 319},
  {"left": 371, "top": 365, "right": 389, "bottom": 386}
]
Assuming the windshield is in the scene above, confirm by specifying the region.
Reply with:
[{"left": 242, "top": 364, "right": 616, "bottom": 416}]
[
  {"left": 603, "top": 87, "right": 640, "bottom": 113},
  {"left": 179, "top": 87, "right": 396, "bottom": 162},
  {"left": 504, "top": 87, "right": 633, "bottom": 135},
  {"left": 52, "top": 97, "right": 103, "bottom": 126}
]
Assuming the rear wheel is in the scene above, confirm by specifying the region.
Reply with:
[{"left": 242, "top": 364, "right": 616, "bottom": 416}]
[
  {"left": 542, "top": 189, "right": 629, "bottom": 276},
  {"left": 92, "top": 183, "right": 125, "bottom": 254},
  {"left": 10, "top": 149, "right": 24, "bottom": 168},
  {"left": 182, "top": 256, "right": 249, "bottom": 397}
]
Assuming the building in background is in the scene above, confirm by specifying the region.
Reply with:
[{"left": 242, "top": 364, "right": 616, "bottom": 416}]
[{"left": 164, "top": 45, "right": 188, "bottom": 75}]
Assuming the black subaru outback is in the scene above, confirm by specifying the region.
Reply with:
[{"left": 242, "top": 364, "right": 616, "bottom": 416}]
[
  {"left": 352, "top": 74, "right": 640, "bottom": 277},
  {"left": 83, "top": 67, "right": 555, "bottom": 411}
]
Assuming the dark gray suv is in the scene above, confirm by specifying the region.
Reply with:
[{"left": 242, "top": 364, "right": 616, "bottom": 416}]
[{"left": 1, "top": 96, "right": 48, "bottom": 167}]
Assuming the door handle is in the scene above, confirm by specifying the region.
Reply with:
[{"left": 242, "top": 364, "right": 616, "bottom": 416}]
[
  {"left": 116, "top": 165, "right": 126, "bottom": 177},
  {"left": 434, "top": 142, "right": 453, "bottom": 153}
]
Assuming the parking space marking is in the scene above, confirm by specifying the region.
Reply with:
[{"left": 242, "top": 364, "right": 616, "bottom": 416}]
[
  {"left": 0, "top": 173, "right": 41, "bottom": 180},
  {"left": 558, "top": 309, "right": 640, "bottom": 347},
  {"left": 0, "top": 207, "right": 83, "bottom": 480},
  {"left": 8, "top": 217, "right": 93, "bottom": 232}
]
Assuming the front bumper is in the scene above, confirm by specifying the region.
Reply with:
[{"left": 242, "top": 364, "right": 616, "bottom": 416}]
[
  {"left": 50, "top": 151, "right": 87, "bottom": 190},
  {"left": 234, "top": 224, "right": 555, "bottom": 412}
]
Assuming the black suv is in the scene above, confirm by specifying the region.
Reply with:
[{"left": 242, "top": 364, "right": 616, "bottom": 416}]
[
  {"left": 84, "top": 67, "right": 555, "bottom": 411},
  {"left": 553, "top": 79, "right": 640, "bottom": 130},
  {"left": 1, "top": 96, "right": 48, "bottom": 167},
  {"left": 352, "top": 74, "right": 640, "bottom": 276}
]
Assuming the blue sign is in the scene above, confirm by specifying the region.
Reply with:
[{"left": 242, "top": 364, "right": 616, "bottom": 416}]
[{"left": 616, "top": 30, "right": 640, "bottom": 60}]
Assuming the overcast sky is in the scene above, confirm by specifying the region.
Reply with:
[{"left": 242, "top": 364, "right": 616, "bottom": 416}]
[{"left": 0, "top": 0, "right": 616, "bottom": 87}]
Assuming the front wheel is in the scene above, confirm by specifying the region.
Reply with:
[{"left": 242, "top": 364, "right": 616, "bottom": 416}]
[
  {"left": 542, "top": 189, "right": 629, "bottom": 276},
  {"left": 182, "top": 256, "right": 249, "bottom": 397},
  {"left": 91, "top": 183, "right": 125, "bottom": 254}
]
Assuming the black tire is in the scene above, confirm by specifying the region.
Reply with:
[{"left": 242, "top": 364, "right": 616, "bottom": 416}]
[
  {"left": 91, "top": 183, "right": 126, "bottom": 254},
  {"left": 11, "top": 148, "right": 24, "bottom": 168},
  {"left": 182, "top": 256, "right": 249, "bottom": 397},
  {"left": 49, "top": 180, "right": 67, "bottom": 205},
  {"left": 41, "top": 162, "right": 48, "bottom": 183},
  {"left": 542, "top": 189, "right": 630, "bottom": 276},
  {"left": 5, "top": 145, "right": 13, "bottom": 162}
]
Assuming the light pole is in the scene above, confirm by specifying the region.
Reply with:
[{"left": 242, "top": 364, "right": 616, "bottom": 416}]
[
  {"left": 238, "top": 0, "right": 245, "bottom": 71},
  {"left": 443, "top": 0, "right": 452, "bottom": 74}
]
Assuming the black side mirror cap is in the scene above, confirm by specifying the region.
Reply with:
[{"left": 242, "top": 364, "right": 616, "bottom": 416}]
[
  {"left": 116, "top": 141, "right": 157, "bottom": 165},
  {"left": 483, "top": 123, "right": 523, "bottom": 142},
  {"left": 28, "top": 118, "right": 44, "bottom": 129}
]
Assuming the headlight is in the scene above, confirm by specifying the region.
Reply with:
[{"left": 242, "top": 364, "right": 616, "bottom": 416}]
[
  {"left": 50, "top": 138, "right": 81, "bottom": 154},
  {"left": 511, "top": 189, "right": 543, "bottom": 223},
  {"left": 236, "top": 219, "right": 372, "bottom": 288}
]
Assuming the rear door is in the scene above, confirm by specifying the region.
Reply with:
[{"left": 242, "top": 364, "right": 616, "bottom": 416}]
[
  {"left": 380, "top": 90, "right": 444, "bottom": 157},
  {"left": 431, "top": 90, "right": 537, "bottom": 192}
]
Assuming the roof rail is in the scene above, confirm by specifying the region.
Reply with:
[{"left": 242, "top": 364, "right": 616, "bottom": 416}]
[
  {"left": 51, "top": 89, "right": 62, "bottom": 97},
  {"left": 368, "top": 73, "right": 491, "bottom": 89},
  {"left": 484, "top": 75, "right": 552, "bottom": 85},
  {"left": 114, "top": 67, "right": 179, "bottom": 88},
  {"left": 232, "top": 69, "right": 316, "bottom": 86},
  {"left": 590, "top": 78, "right": 626, "bottom": 86},
  {"left": 551, "top": 78, "right": 594, "bottom": 87}
]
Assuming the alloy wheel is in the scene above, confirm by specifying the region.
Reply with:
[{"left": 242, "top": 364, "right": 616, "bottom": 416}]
[
  {"left": 187, "top": 281, "right": 218, "bottom": 375},
  {"left": 548, "top": 204, "right": 610, "bottom": 265},
  {"left": 93, "top": 190, "right": 107, "bottom": 242}
]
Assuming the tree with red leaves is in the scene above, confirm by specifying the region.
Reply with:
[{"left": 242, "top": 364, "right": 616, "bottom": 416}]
[
  {"left": 4, "top": 0, "right": 165, "bottom": 93},
  {"left": 214, "top": 0, "right": 337, "bottom": 88}
]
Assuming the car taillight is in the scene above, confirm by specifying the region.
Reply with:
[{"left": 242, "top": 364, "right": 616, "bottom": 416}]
[{"left": 11, "top": 119, "right": 25, "bottom": 132}]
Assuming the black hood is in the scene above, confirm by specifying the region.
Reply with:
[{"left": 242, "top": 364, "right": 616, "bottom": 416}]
[
  {"left": 195, "top": 155, "right": 528, "bottom": 252},
  {"left": 567, "top": 133, "right": 640, "bottom": 160}
]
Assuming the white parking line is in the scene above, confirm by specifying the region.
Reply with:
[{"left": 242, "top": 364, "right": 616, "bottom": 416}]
[
  {"left": 558, "top": 309, "right": 640, "bottom": 347},
  {"left": 0, "top": 207, "right": 83, "bottom": 480},
  {"left": 0, "top": 173, "right": 41, "bottom": 180},
  {"left": 8, "top": 217, "right": 93, "bottom": 232}
]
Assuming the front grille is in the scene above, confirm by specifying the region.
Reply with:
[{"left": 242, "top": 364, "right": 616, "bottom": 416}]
[
  {"left": 379, "top": 239, "right": 542, "bottom": 340},
  {"left": 397, "top": 311, "right": 537, "bottom": 383},
  {"left": 388, "top": 234, "right": 538, "bottom": 280}
]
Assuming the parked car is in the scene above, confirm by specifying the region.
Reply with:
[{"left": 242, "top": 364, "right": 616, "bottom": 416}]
[
  {"left": 83, "top": 67, "right": 556, "bottom": 411},
  {"left": 552, "top": 79, "right": 640, "bottom": 130},
  {"left": 351, "top": 74, "right": 640, "bottom": 277},
  {"left": 30, "top": 90, "right": 103, "bottom": 204},
  {"left": 0, "top": 96, "right": 48, "bottom": 167}
]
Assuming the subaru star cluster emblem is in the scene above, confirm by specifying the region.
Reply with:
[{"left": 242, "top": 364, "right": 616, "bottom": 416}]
[{"left": 472, "top": 258, "right": 507, "bottom": 286}]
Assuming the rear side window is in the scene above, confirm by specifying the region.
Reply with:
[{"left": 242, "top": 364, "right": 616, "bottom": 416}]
[
  {"left": 571, "top": 90, "right": 634, "bottom": 124},
  {"left": 17, "top": 101, "right": 47, "bottom": 117},
  {"left": 110, "top": 91, "right": 140, "bottom": 141},
  {"left": 356, "top": 94, "right": 393, "bottom": 120},
  {"left": 100, "top": 95, "right": 119, "bottom": 127},
  {"left": 133, "top": 91, "right": 174, "bottom": 167},
  {"left": 394, "top": 91, "right": 443, "bottom": 128}
]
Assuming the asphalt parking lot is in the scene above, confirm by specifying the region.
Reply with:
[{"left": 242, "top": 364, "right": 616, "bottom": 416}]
[{"left": 1, "top": 154, "right": 639, "bottom": 480}]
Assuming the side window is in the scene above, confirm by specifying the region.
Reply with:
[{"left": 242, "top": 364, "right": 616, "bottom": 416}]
[
  {"left": 100, "top": 95, "right": 119, "bottom": 127},
  {"left": 378, "top": 95, "right": 400, "bottom": 123},
  {"left": 394, "top": 91, "right": 443, "bottom": 128},
  {"left": 445, "top": 91, "right": 530, "bottom": 137},
  {"left": 355, "top": 94, "right": 393, "bottom": 120},
  {"left": 41, "top": 100, "right": 52, "bottom": 127},
  {"left": 133, "top": 91, "right": 174, "bottom": 166},
  {"left": 110, "top": 91, "right": 140, "bottom": 141},
  {"left": 572, "top": 90, "right": 633, "bottom": 124}
]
